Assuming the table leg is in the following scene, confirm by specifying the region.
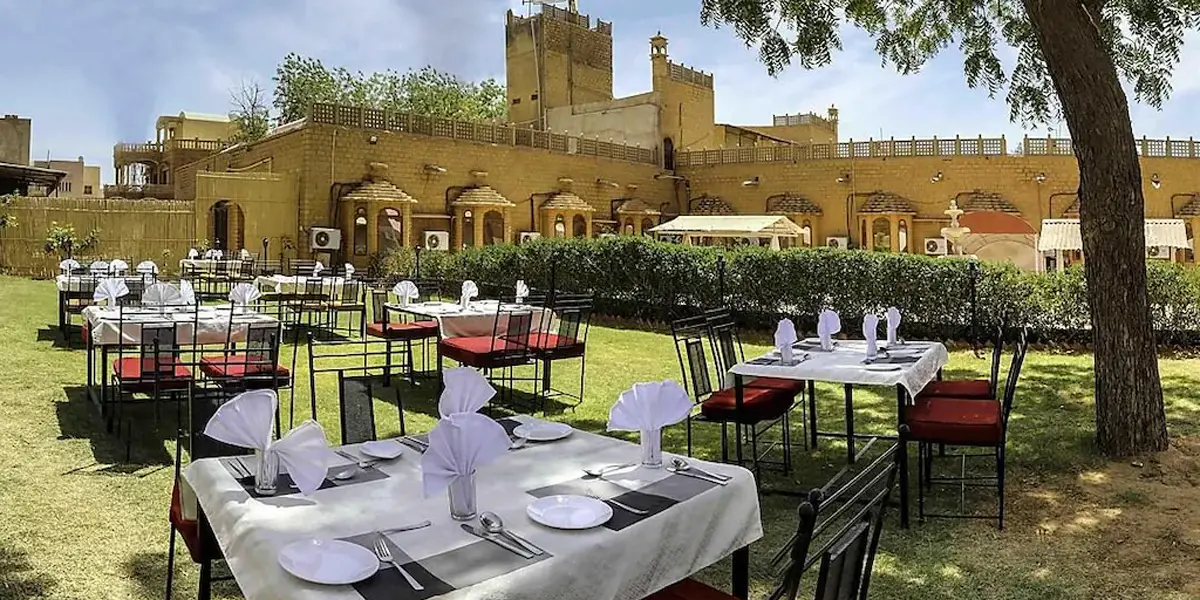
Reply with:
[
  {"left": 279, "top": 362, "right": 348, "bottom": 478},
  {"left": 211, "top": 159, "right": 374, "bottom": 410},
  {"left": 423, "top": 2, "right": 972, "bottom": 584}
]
[
  {"left": 731, "top": 546, "right": 749, "bottom": 600},
  {"left": 896, "top": 385, "right": 910, "bottom": 529},
  {"left": 734, "top": 374, "right": 745, "bottom": 466},
  {"left": 101, "top": 345, "right": 111, "bottom": 432},
  {"left": 807, "top": 380, "right": 817, "bottom": 448},
  {"left": 844, "top": 383, "right": 855, "bottom": 464},
  {"left": 58, "top": 292, "right": 66, "bottom": 337}
]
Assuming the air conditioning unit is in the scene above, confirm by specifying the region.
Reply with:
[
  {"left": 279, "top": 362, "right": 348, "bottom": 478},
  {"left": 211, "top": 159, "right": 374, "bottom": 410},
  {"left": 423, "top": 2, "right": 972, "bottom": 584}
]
[
  {"left": 1147, "top": 245, "right": 1171, "bottom": 259},
  {"left": 519, "top": 232, "right": 542, "bottom": 244},
  {"left": 309, "top": 227, "right": 342, "bottom": 251},
  {"left": 924, "top": 237, "right": 949, "bottom": 256},
  {"left": 826, "top": 236, "right": 849, "bottom": 249},
  {"left": 424, "top": 231, "right": 450, "bottom": 251}
]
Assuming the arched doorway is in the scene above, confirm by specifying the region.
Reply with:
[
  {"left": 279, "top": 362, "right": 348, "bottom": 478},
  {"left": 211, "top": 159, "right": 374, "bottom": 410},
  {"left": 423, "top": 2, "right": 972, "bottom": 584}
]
[
  {"left": 483, "top": 210, "right": 505, "bottom": 245},
  {"left": 663, "top": 138, "right": 675, "bottom": 170},
  {"left": 641, "top": 217, "right": 655, "bottom": 236},
  {"left": 377, "top": 207, "right": 403, "bottom": 252},
  {"left": 211, "top": 201, "right": 230, "bottom": 251},
  {"left": 353, "top": 207, "right": 369, "bottom": 256},
  {"left": 572, "top": 214, "right": 587, "bottom": 238}
]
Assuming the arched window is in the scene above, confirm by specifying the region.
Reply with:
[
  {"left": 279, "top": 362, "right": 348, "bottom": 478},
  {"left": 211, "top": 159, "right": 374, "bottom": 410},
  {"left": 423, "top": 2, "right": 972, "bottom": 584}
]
[
  {"left": 624, "top": 219, "right": 635, "bottom": 235},
  {"left": 554, "top": 215, "right": 566, "bottom": 238},
  {"left": 483, "top": 211, "right": 505, "bottom": 245},
  {"left": 572, "top": 214, "right": 587, "bottom": 238},
  {"left": 377, "top": 208, "right": 403, "bottom": 252},
  {"left": 641, "top": 217, "right": 655, "bottom": 236},
  {"left": 801, "top": 219, "right": 813, "bottom": 247},
  {"left": 663, "top": 138, "right": 675, "bottom": 170},
  {"left": 462, "top": 209, "right": 475, "bottom": 248},
  {"left": 898, "top": 219, "right": 909, "bottom": 253},
  {"left": 353, "top": 207, "right": 368, "bottom": 255},
  {"left": 872, "top": 217, "right": 890, "bottom": 252}
]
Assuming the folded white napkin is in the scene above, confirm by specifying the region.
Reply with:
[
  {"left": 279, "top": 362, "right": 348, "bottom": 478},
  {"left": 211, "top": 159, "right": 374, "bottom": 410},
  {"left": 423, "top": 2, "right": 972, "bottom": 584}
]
[
  {"left": 886, "top": 307, "right": 902, "bottom": 345},
  {"left": 393, "top": 280, "right": 419, "bottom": 306},
  {"left": 135, "top": 260, "right": 159, "bottom": 275},
  {"left": 92, "top": 278, "right": 130, "bottom": 304},
  {"left": 188, "top": 248, "right": 199, "bottom": 259},
  {"left": 312, "top": 262, "right": 324, "bottom": 277},
  {"left": 228, "top": 282, "right": 262, "bottom": 306},
  {"left": 109, "top": 259, "right": 129, "bottom": 274},
  {"left": 460, "top": 280, "right": 479, "bottom": 309},
  {"left": 775, "top": 318, "right": 798, "bottom": 363},
  {"left": 239, "top": 248, "right": 251, "bottom": 260},
  {"left": 216, "top": 250, "right": 225, "bottom": 260},
  {"left": 59, "top": 258, "right": 80, "bottom": 273},
  {"left": 89, "top": 260, "right": 110, "bottom": 274},
  {"left": 142, "top": 282, "right": 183, "bottom": 306},
  {"left": 178, "top": 279, "right": 196, "bottom": 305},
  {"left": 438, "top": 367, "right": 496, "bottom": 417},
  {"left": 607, "top": 380, "right": 693, "bottom": 433},
  {"left": 203, "top": 390, "right": 334, "bottom": 494},
  {"left": 343, "top": 263, "right": 355, "bottom": 279},
  {"left": 515, "top": 280, "right": 529, "bottom": 303},
  {"left": 863, "top": 314, "right": 880, "bottom": 359},
  {"left": 203, "top": 249, "right": 216, "bottom": 259},
  {"left": 421, "top": 412, "right": 511, "bottom": 497},
  {"left": 817, "top": 310, "right": 841, "bottom": 351}
]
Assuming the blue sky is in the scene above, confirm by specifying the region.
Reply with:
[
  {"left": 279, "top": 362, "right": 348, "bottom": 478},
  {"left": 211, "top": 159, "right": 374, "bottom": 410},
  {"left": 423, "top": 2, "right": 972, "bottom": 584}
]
[{"left": 2, "top": 0, "right": 1198, "bottom": 183}]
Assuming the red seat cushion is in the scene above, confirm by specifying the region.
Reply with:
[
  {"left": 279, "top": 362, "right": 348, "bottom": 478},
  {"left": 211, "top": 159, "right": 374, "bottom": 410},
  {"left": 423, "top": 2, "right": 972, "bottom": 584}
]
[
  {"left": 746, "top": 376, "right": 805, "bottom": 394},
  {"left": 169, "top": 481, "right": 204, "bottom": 563},
  {"left": 918, "top": 379, "right": 992, "bottom": 400},
  {"left": 113, "top": 357, "right": 192, "bottom": 381},
  {"left": 199, "top": 355, "right": 290, "bottom": 378},
  {"left": 700, "top": 386, "right": 793, "bottom": 424},
  {"left": 438, "top": 336, "right": 521, "bottom": 368},
  {"left": 906, "top": 397, "right": 1003, "bottom": 446},
  {"left": 644, "top": 578, "right": 733, "bottom": 600},
  {"left": 527, "top": 333, "right": 586, "bottom": 359},
  {"left": 365, "top": 320, "right": 439, "bottom": 340}
]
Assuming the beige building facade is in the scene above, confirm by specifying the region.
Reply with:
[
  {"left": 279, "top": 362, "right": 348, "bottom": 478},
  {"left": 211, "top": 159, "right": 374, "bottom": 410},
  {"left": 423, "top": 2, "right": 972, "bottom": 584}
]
[{"left": 33, "top": 157, "right": 101, "bottom": 197}]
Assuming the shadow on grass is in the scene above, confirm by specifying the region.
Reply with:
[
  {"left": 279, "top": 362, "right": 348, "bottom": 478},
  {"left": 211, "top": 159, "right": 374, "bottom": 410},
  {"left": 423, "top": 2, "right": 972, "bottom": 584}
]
[
  {"left": 56, "top": 385, "right": 174, "bottom": 467},
  {"left": 34, "top": 326, "right": 78, "bottom": 350},
  {"left": 0, "top": 544, "right": 57, "bottom": 600}
]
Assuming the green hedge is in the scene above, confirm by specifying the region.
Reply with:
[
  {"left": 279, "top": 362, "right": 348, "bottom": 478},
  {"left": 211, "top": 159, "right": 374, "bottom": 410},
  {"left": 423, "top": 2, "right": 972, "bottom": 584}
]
[{"left": 376, "top": 237, "right": 1200, "bottom": 344}]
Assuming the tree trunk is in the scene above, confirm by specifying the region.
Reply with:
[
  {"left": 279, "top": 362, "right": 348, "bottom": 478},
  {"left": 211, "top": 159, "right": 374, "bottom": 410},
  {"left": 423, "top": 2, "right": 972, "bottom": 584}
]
[{"left": 1022, "top": 0, "right": 1168, "bottom": 456}]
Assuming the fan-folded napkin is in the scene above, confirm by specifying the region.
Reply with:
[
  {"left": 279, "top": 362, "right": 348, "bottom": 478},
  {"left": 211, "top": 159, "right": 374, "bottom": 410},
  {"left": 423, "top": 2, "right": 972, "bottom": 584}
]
[
  {"left": 421, "top": 412, "right": 510, "bottom": 497},
  {"left": 228, "top": 283, "right": 261, "bottom": 306},
  {"left": 438, "top": 367, "right": 496, "bottom": 417},
  {"left": 239, "top": 249, "right": 251, "bottom": 260},
  {"left": 817, "top": 310, "right": 841, "bottom": 351},
  {"left": 59, "top": 258, "right": 80, "bottom": 273},
  {"left": 343, "top": 263, "right": 355, "bottom": 279},
  {"left": 775, "top": 318, "right": 798, "bottom": 363},
  {"left": 178, "top": 279, "right": 196, "bottom": 305},
  {"left": 863, "top": 314, "right": 880, "bottom": 359},
  {"left": 460, "top": 280, "right": 479, "bottom": 309},
  {"left": 886, "top": 307, "right": 902, "bottom": 346},
  {"left": 607, "top": 380, "right": 692, "bottom": 433},
  {"left": 203, "top": 390, "right": 334, "bottom": 494},
  {"left": 89, "top": 261, "right": 110, "bottom": 274},
  {"left": 93, "top": 278, "right": 130, "bottom": 304},
  {"left": 142, "top": 282, "right": 183, "bottom": 306},
  {"left": 188, "top": 248, "right": 199, "bottom": 259},
  {"left": 393, "top": 280, "right": 419, "bottom": 306},
  {"left": 515, "top": 280, "right": 529, "bottom": 303},
  {"left": 136, "top": 260, "right": 159, "bottom": 275},
  {"left": 109, "top": 259, "right": 129, "bottom": 274},
  {"left": 312, "top": 261, "right": 324, "bottom": 277}
]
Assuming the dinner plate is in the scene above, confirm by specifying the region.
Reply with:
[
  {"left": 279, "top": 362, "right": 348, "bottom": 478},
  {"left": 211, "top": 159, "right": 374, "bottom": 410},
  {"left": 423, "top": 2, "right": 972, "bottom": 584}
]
[
  {"left": 526, "top": 495, "right": 613, "bottom": 530},
  {"left": 277, "top": 538, "right": 379, "bottom": 585},
  {"left": 360, "top": 439, "right": 405, "bottom": 460},
  {"left": 864, "top": 364, "right": 901, "bottom": 372},
  {"left": 513, "top": 421, "right": 573, "bottom": 442}
]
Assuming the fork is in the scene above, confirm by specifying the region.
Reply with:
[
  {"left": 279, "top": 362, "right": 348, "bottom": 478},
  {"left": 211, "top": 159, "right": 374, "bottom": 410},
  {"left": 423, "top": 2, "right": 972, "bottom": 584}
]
[
  {"left": 587, "top": 489, "right": 649, "bottom": 515},
  {"left": 374, "top": 537, "right": 424, "bottom": 591}
]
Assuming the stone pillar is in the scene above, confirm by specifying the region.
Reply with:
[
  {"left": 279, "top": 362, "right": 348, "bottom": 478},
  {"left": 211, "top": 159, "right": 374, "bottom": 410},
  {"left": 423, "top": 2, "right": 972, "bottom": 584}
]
[
  {"left": 889, "top": 215, "right": 901, "bottom": 253},
  {"left": 402, "top": 207, "right": 414, "bottom": 250},
  {"left": 503, "top": 208, "right": 513, "bottom": 244},
  {"left": 453, "top": 207, "right": 465, "bottom": 249},
  {"left": 472, "top": 214, "right": 484, "bottom": 248},
  {"left": 585, "top": 213, "right": 593, "bottom": 238}
]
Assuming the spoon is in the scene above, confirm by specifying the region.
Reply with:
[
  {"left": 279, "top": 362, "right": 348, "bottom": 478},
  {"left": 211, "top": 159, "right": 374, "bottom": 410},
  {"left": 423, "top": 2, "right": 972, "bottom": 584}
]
[
  {"left": 583, "top": 462, "right": 636, "bottom": 478},
  {"left": 671, "top": 458, "right": 733, "bottom": 482},
  {"left": 479, "top": 512, "right": 544, "bottom": 556},
  {"left": 335, "top": 449, "right": 376, "bottom": 470}
]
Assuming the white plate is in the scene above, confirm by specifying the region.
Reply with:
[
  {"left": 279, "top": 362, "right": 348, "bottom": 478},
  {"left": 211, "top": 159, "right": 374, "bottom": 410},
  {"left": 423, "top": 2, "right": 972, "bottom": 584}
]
[
  {"left": 526, "top": 495, "right": 613, "bottom": 530},
  {"left": 360, "top": 440, "right": 404, "bottom": 460},
  {"left": 277, "top": 538, "right": 379, "bottom": 585},
  {"left": 513, "top": 422, "right": 573, "bottom": 442},
  {"left": 864, "top": 364, "right": 901, "bottom": 372}
]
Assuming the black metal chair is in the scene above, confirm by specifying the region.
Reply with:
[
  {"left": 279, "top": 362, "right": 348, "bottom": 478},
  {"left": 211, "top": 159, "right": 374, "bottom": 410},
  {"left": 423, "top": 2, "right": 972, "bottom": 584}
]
[
  {"left": 322, "top": 280, "right": 366, "bottom": 337},
  {"left": 671, "top": 314, "right": 795, "bottom": 476},
  {"left": 648, "top": 442, "right": 899, "bottom": 600},
  {"left": 198, "top": 320, "right": 288, "bottom": 398},
  {"left": 526, "top": 292, "right": 592, "bottom": 412},
  {"left": 365, "top": 288, "right": 438, "bottom": 385},
  {"left": 437, "top": 296, "right": 537, "bottom": 398},
  {"left": 110, "top": 321, "right": 192, "bottom": 461},
  {"left": 904, "top": 327, "right": 1029, "bottom": 529},
  {"left": 919, "top": 325, "right": 1005, "bottom": 401},
  {"left": 306, "top": 335, "right": 408, "bottom": 442}
]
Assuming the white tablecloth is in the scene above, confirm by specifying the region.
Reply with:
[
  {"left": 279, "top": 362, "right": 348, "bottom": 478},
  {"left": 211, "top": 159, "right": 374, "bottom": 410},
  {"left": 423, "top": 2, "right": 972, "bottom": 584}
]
[
  {"left": 391, "top": 300, "right": 555, "bottom": 339},
  {"left": 184, "top": 415, "right": 762, "bottom": 600},
  {"left": 255, "top": 275, "right": 347, "bottom": 297},
  {"left": 55, "top": 275, "right": 146, "bottom": 293},
  {"left": 180, "top": 259, "right": 244, "bottom": 272},
  {"left": 82, "top": 306, "right": 280, "bottom": 346},
  {"left": 729, "top": 338, "right": 949, "bottom": 398}
]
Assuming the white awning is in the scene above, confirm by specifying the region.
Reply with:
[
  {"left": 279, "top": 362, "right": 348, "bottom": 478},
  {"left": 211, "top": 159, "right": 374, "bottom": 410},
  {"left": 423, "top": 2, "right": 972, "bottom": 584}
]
[
  {"left": 1037, "top": 219, "right": 1189, "bottom": 251},
  {"left": 648, "top": 215, "right": 804, "bottom": 238}
]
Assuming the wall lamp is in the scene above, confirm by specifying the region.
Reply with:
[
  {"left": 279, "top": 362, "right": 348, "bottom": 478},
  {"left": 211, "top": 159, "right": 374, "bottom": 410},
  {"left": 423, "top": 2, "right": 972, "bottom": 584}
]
[
  {"left": 741, "top": 176, "right": 760, "bottom": 187},
  {"left": 930, "top": 171, "right": 944, "bottom": 183},
  {"left": 654, "top": 173, "right": 686, "bottom": 180},
  {"left": 367, "top": 135, "right": 379, "bottom": 144},
  {"left": 1035, "top": 172, "right": 1047, "bottom": 184},
  {"left": 1151, "top": 173, "right": 1162, "bottom": 189},
  {"left": 836, "top": 173, "right": 851, "bottom": 183},
  {"left": 424, "top": 164, "right": 447, "bottom": 173},
  {"left": 596, "top": 178, "right": 620, "bottom": 189}
]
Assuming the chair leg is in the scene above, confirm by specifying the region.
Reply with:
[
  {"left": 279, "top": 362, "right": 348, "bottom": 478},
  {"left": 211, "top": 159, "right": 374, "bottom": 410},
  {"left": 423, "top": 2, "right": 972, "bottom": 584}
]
[
  {"left": 405, "top": 340, "right": 416, "bottom": 386},
  {"left": 719, "top": 422, "right": 729, "bottom": 463},
  {"left": 384, "top": 339, "right": 393, "bottom": 386},
  {"left": 998, "top": 445, "right": 1006, "bottom": 530},
  {"left": 807, "top": 380, "right": 818, "bottom": 449},
  {"left": 686, "top": 416, "right": 694, "bottom": 458},
  {"left": 917, "top": 443, "right": 926, "bottom": 521},
  {"left": 197, "top": 559, "right": 212, "bottom": 600},
  {"left": 165, "top": 525, "right": 177, "bottom": 600}
]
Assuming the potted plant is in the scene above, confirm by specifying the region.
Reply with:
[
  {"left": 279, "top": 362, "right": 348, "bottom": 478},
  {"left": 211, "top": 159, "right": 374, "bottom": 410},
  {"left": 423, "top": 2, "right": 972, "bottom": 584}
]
[{"left": 44, "top": 222, "right": 100, "bottom": 260}]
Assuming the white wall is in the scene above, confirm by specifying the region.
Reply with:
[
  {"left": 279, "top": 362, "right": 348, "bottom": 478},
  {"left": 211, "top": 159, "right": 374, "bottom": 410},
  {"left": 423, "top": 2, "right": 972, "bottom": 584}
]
[{"left": 546, "top": 92, "right": 661, "bottom": 151}]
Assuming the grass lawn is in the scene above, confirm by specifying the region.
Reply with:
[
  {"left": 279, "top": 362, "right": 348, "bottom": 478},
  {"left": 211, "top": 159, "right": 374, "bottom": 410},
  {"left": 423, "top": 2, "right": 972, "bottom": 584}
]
[{"left": 2, "top": 274, "right": 1200, "bottom": 599}]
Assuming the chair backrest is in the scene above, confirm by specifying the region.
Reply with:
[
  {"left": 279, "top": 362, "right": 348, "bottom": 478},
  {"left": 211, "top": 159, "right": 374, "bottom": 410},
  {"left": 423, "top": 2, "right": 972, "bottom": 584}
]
[
  {"left": 1000, "top": 327, "right": 1029, "bottom": 428},
  {"left": 338, "top": 280, "right": 362, "bottom": 304},
  {"left": 769, "top": 443, "right": 898, "bottom": 600},
  {"left": 494, "top": 295, "right": 537, "bottom": 356},
  {"left": 987, "top": 326, "right": 1005, "bottom": 397},
  {"left": 288, "top": 258, "right": 318, "bottom": 277},
  {"left": 670, "top": 314, "right": 716, "bottom": 402},
  {"left": 548, "top": 293, "right": 594, "bottom": 348},
  {"left": 337, "top": 371, "right": 378, "bottom": 445},
  {"left": 138, "top": 323, "right": 179, "bottom": 378},
  {"left": 703, "top": 307, "right": 745, "bottom": 376},
  {"left": 120, "top": 279, "right": 145, "bottom": 307},
  {"left": 369, "top": 288, "right": 389, "bottom": 324}
]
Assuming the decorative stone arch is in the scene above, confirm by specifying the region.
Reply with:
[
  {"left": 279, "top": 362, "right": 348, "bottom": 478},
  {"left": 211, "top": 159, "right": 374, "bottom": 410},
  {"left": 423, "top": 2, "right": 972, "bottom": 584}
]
[
  {"left": 451, "top": 171, "right": 514, "bottom": 249},
  {"left": 856, "top": 191, "right": 916, "bottom": 252},
  {"left": 688, "top": 194, "right": 735, "bottom": 215},
  {"left": 539, "top": 178, "right": 595, "bottom": 239},
  {"left": 206, "top": 199, "right": 246, "bottom": 252},
  {"left": 766, "top": 193, "right": 822, "bottom": 247},
  {"left": 340, "top": 162, "right": 418, "bottom": 263},
  {"left": 615, "top": 187, "right": 662, "bottom": 236}
]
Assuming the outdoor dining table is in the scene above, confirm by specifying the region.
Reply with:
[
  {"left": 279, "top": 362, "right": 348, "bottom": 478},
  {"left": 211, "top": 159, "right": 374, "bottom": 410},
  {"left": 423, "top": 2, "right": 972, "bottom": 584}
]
[
  {"left": 389, "top": 300, "right": 555, "bottom": 339},
  {"left": 184, "top": 414, "right": 761, "bottom": 600},
  {"left": 180, "top": 258, "right": 245, "bottom": 272},
  {"left": 54, "top": 274, "right": 147, "bottom": 332},
  {"left": 254, "top": 275, "right": 347, "bottom": 298},
  {"left": 727, "top": 338, "right": 949, "bottom": 527}
]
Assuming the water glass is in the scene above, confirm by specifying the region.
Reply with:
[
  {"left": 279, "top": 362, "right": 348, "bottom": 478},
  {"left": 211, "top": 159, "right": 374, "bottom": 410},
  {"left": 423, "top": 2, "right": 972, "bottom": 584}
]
[
  {"left": 448, "top": 473, "right": 477, "bottom": 521},
  {"left": 254, "top": 448, "right": 280, "bottom": 496},
  {"left": 641, "top": 428, "right": 663, "bottom": 469}
]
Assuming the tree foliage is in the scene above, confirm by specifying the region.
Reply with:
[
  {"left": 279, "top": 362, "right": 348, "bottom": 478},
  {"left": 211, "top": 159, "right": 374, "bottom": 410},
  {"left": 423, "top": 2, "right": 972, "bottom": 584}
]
[
  {"left": 0, "top": 191, "right": 16, "bottom": 229},
  {"left": 43, "top": 222, "right": 99, "bottom": 259},
  {"left": 229, "top": 80, "right": 271, "bottom": 144},
  {"left": 271, "top": 54, "right": 507, "bottom": 125},
  {"left": 699, "top": 0, "right": 1200, "bottom": 125}
]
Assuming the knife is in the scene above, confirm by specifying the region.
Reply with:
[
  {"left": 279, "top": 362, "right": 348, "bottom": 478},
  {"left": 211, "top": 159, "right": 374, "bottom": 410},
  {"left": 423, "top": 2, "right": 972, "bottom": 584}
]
[
  {"left": 685, "top": 464, "right": 733, "bottom": 482},
  {"left": 668, "top": 467, "right": 729, "bottom": 486},
  {"left": 460, "top": 524, "right": 534, "bottom": 559}
]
